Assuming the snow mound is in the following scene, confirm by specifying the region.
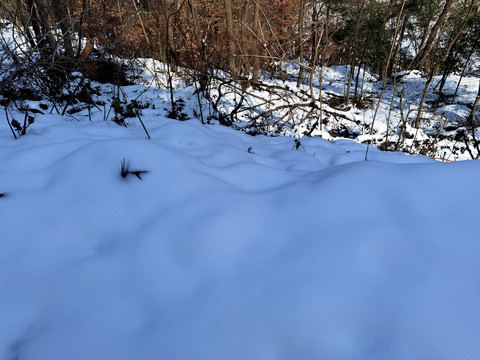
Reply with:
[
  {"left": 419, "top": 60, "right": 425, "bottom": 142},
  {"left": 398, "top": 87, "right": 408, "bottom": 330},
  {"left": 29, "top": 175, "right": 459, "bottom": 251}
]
[{"left": 1, "top": 117, "right": 480, "bottom": 360}]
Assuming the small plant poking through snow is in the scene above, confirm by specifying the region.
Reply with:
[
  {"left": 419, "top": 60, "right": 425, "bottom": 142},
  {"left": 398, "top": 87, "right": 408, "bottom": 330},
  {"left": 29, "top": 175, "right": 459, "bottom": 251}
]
[
  {"left": 292, "top": 139, "right": 306, "bottom": 151},
  {"left": 7, "top": 107, "right": 43, "bottom": 138},
  {"left": 120, "top": 158, "right": 149, "bottom": 180},
  {"left": 166, "top": 98, "right": 188, "bottom": 120}
]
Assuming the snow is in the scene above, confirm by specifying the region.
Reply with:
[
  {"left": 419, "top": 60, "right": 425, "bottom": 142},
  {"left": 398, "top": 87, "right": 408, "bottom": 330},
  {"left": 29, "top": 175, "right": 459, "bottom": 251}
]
[
  {"left": 2, "top": 100, "right": 480, "bottom": 359},
  {"left": 1, "top": 19, "right": 480, "bottom": 358}
]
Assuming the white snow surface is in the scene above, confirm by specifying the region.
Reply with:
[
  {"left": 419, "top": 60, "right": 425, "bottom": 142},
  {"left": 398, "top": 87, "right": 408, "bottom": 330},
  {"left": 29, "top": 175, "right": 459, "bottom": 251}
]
[{"left": 2, "top": 111, "right": 480, "bottom": 359}]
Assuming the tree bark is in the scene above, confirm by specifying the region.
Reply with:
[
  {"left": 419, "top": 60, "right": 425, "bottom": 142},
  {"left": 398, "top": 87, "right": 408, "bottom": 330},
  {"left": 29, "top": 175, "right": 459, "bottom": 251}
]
[
  {"left": 252, "top": 0, "right": 260, "bottom": 82},
  {"left": 412, "top": 0, "right": 457, "bottom": 69},
  {"left": 346, "top": 0, "right": 365, "bottom": 106},
  {"left": 296, "top": 0, "right": 305, "bottom": 88},
  {"left": 165, "top": 0, "right": 178, "bottom": 73},
  {"left": 187, "top": 0, "right": 208, "bottom": 90},
  {"left": 240, "top": 0, "right": 251, "bottom": 76},
  {"left": 52, "top": 0, "right": 74, "bottom": 58},
  {"left": 25, "top": 0, "right": 57, "bottom": 59},
  {"left": 224, "top": 0, "right": 236, "bottom": 79}
]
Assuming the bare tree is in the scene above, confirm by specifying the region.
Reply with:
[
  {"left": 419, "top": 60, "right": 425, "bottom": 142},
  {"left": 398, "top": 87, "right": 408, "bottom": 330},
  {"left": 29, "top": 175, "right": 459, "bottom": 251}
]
[
  {"left": 224, "top": 0, "right": 236, "bottom": 78},
  {"left": 411, "top": 0, "right": 457, "bottom": 70}
]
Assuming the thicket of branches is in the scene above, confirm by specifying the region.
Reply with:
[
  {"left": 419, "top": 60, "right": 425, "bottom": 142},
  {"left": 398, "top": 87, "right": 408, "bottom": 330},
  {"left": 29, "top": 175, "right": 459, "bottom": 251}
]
[
  {"left": 1, "top": 0, "right": 480, "bottom": 158},
  {"left": 0, "top": 0, "right": 478, "bottom": 84}
]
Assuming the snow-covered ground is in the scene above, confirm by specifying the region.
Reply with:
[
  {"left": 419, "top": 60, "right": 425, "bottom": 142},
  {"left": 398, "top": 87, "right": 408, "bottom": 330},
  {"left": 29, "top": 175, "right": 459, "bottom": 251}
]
[
  {"left": 2, "top": 105, "right": 480, "bottom": 359},
  {"left": 2, "top": 21, "right": 480, "bottom": 360},
  {"left": 2, "top": 15, "right": 480, "bottom": 161}
]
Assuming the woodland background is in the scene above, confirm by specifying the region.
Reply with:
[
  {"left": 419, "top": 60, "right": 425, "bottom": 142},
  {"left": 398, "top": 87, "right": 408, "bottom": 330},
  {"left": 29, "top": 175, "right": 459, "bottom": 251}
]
[{"left": 1, "top": 0, "right": 480, "bottom": 158}]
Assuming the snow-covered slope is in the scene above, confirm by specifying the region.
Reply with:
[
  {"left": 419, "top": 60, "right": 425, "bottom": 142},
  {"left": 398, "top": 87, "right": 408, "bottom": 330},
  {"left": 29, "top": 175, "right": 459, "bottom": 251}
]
[{"left": 2, "top": 112, "right": 480, "bottom": 360}]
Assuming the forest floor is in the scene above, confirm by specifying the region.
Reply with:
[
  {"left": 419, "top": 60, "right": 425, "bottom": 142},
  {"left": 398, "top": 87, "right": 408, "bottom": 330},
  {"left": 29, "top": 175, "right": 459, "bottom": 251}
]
[{"left": 2, "top": 23, "right": 480, "bottom": 360}]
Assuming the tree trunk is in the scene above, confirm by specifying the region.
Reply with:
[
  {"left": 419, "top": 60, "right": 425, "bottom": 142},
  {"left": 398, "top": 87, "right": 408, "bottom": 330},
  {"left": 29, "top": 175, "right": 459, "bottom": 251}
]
[
  {"left": 252, "top": 0, "right": 260, "bottom": 83},
  {"left": 346, "top": 0, "right": 365, "bottom": 106},
  {"left": 467, "top": 82, "right": 480, "bottom": 124},
  {"left": 25, "top": 0, "right": 57, "bottom": 59},
  {"left": 76, "top": 0, "right": 89, "bottom": 58},
  {"left": 224, "top": 0, "right": 236, "bottom": 79},
  {"left": 412, "top": 0, "right": 457, "bottom": 69},
  {"left": 33, "top": 0, "right": 57, "bottom": 53},
  {"left": 310, "top": 0, "right": 318, "bottom": 66},
  {"left": 413, "top": 67, "right": 436, "bottom": 129},
  {"left": 52, "top": 0, "right": 74, "bottom": 58},
  {"left": 187, "top": 0, "right": 208, "bottom": 90},
  {"left": 240, "top": 0, "right": 251, "bottom": 77},
  {"left": 296, "top": 0, "right": 305, "bottom": 88},
  {"left": 165, "top": 0, "right": 177, "bottom": 73}
]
